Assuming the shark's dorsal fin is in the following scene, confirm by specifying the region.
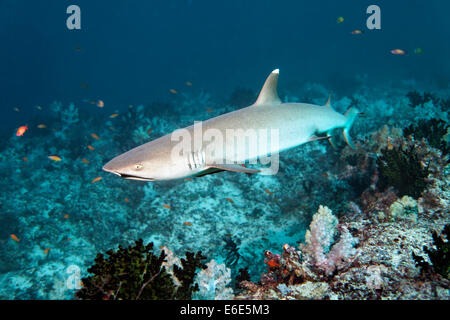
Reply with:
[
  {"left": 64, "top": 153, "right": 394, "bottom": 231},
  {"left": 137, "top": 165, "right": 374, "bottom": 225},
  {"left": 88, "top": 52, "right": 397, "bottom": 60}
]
[
  {"left": 254, "top": 69, "right": 281, "bottom": 106},
  {"left": 325, "top": 93, "right": 331, "bottom": 107}
]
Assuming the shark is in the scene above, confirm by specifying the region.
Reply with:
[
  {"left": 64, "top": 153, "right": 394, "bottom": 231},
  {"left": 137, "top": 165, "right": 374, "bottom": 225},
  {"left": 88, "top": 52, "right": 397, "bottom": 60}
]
[{"left": 103, "top": 69, "right": 359, "bottom": 181}]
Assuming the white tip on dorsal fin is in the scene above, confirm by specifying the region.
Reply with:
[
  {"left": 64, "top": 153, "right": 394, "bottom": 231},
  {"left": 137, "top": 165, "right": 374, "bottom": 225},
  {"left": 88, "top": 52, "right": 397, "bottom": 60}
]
[
  {"left": 254, "top": 69, "right": 281, "bottom": 106},
  {"left": 325, "top": 92, "right": 332, "bottom": 107}
]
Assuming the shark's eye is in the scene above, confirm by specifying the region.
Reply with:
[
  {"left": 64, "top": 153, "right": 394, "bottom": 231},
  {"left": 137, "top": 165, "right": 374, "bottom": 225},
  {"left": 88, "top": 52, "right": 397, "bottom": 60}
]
[{"left": 134, "top": 163, "right": 144, "bottom": 170}]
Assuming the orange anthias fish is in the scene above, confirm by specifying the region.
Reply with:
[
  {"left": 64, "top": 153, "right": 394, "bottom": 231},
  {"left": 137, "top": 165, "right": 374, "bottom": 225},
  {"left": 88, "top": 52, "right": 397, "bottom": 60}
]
[
  {"left": 391, "top": 49, "right": 407, "bottom": 55},
  {"left": 186, "top": 81, "right": 193, "bottom": 86},
  {"left": 124, "top": 198, "right": 129, "bottom": 202},
  {"left": 23, "top": 157, "right": 28, "bottom": 162},
  {"left": 109, "top": 113, "right": 119, "bottom": 118},
  {"left": 169, "top": 89, "right": 178, "bottom": 95},
  {"left": 37, "top": 124, "right": 47, "bottom": 129},
  {"left": 267, "top": 259, "right": 280, "bottom": 268},
  {"left": 11, "top": 234, "right": 20, "bottom": 242},
  {"left": 184, "top": 221, "right": 193, "bottom": 226},
  {"left": 163, "top": 204, "right": 171, "bottom": 209},
  {"left": 351, "top": 29, "right": 363, "bottom": 35},
  {"left": 264, "top": 189, "right": 272, "bottom": 195},
  {"left": 91, "top": 176, "right": 102, "bottom": 184},
  {"left": 43, "top": 248, "right": 51, "bottom": 255},
  {"left": 226, "top": 198, "right": 234, "bottom": 203},
  {"left": 48, "top": 155, "right": 62, "bottom": 161},
  {"left": 16, "top": 125, "right": 28, "bottom": 136},
  {"left": 81, "top": 158, "right": 90, "bottom": 164},
  {"left": 91, "top": 133, "right": 100, "bottom": 140},
  {"left": 97, "top": 100, "right": 104, "bottom": 108},
  {"left": 87, "top": 145, "right": 95, "bottom": 151}
]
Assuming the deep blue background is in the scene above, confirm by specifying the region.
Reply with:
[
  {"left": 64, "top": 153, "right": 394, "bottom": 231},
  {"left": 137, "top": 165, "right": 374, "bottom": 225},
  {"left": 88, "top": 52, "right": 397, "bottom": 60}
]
[{"left": 1, "top": 0, "right": 449, "bottom": 132}]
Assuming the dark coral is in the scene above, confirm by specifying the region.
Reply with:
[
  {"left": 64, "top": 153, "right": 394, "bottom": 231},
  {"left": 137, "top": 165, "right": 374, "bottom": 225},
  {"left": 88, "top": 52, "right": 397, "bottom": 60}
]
[
  {"left": 376, "top": 145, "right": 429, "bottom": 198},
  {"left": 404, "top": 119, "right": 449, "bottom": 155},
  {"left": 223, "top": 234, "right": 241, "bottom": 267},
  {"left": 413, "top": 225, "right": 450, "bottom": 280},
  {"left": 172, "top": 250, "right": 207, "bottom": 299},
  {"left": 406, "top": 91, "right": 440, "bottom": 108},
  {"left": 75, "top": 239, "right": 206, "bottom": 300}
]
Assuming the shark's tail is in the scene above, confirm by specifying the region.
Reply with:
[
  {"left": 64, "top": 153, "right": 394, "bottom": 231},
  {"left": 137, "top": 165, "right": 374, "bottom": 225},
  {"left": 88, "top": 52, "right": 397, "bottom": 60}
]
[{"left": 342, "top": 107, "right": 359, "bottom": 149}]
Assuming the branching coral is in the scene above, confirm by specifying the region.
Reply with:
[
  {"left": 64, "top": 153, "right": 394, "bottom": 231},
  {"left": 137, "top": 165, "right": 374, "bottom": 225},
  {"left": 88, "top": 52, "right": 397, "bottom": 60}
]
[
  {"left": 300, "top": 205, "right": 358, "bottom": 276},
  {"left": 75, "top": 239, "right": 207, "bottom": 300},
  {"left": 194, "top": 259, "right": 234, "bottom": 300},
  {"left": 413, "top": 225, "right": 450, "bottom": 280},
  {"left": 377, "top": 144, "right": 429, "bottom": 198},
  {"left": 404, "top": 119, "right": 449, "bottom": 155}
]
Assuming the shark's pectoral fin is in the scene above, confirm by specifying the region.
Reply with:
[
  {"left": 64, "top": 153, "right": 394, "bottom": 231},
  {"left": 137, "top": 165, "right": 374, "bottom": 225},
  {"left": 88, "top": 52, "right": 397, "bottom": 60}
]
[
  {"left": 206, "top": 163, "right": 261, "bottom": 174},
  {"left": 254, "top": 69, "right": 281, "bottom": 106},
  {"left": 307, "top": 135, "right": 332, "bottom": 143},
  {"left": 326, "top": 130, "right": 338, "bottom": 149},
  {"left": 193, "top": 167, "right": 225, "bottom": 178}
]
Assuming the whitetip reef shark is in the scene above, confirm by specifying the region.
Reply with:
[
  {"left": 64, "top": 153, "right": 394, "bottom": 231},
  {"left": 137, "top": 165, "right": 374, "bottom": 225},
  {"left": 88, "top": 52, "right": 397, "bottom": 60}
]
[{"left": 103, "top": 69, "right": 359, "bottom": 181}]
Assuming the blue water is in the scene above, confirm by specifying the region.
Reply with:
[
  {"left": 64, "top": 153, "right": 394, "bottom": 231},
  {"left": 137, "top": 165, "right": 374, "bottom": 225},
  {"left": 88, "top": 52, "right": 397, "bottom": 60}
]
[{"left": 0, "top": 1, "right": 448, "bottom": 300}]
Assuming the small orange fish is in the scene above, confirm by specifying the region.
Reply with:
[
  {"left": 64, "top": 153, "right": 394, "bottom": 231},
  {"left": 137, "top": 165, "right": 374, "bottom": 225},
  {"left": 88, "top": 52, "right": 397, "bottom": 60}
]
[
  {"left": 23, "top": 157, "right": 28, "bottom": 162},
  {"left": 391, "top": 49, "right": 407, "bottom": 55},
  {"left": 67, "top": 238, "right": 72, "bottom": 241},
  {"left": 91, "top": 176, "right": 102, "bottom": 184},
  {"left": 37, "top": 124, "right": 47, "bottom": 129},
  {"left": 351, "top": 29, "right": 363, "bottom": 35},
  {"left": 184, "top": 221, "right": 193, "bottom": 226},
  {"left": 186, "top": 81, "right": 192, "bottom": 86},
  {"left": 124, "top": 198, "right": 129, "bottom": 202},
  {"left": 16, "top": 125, "right": 28, "bottom": 136},
  {"left": 267, "top": 259, "right": 280, "bottom": 268},
  {"left": 43, "top": 248, "right": 51, "bottom": 255},
  {"left": 163, "top": 204, "right": 171, "bottom": 209},
  {"left": 169, "top": 89, "right": 178, "bottom": 94},
  {"left": 226, "top": 198, "right": 234, "bottom": 203},
  {"left": 264, "top": 189, "right": 272, "bottom": 195},
  {"left": 109, "top": 113, "right": 119, "bottom": 118},
  {"left": 91, "top": 133, "right": 100, "bottom": 140},
  {"left": 48, "top": 155, "right": 62, "bottom": 161},
  {"left": 81, "top": 158, "right": 90, "bottom": 164},
  {"left": 64, "top": 214, "right": 69, "bottom": 219},
  {"left": 185, "top": 178, "right": 191, "bottom": 181},
  {"left": 87, "top": 145, "right": 95, "bottom": 151},
  {"left": 97, "top": 100, "right": 104, "bottom": 108},
  {"left": 10, "top": 234, "right": 20, "bottom": 242}
]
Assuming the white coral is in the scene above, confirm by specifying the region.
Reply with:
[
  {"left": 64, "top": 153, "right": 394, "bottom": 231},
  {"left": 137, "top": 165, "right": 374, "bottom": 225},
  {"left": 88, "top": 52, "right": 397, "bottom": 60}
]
[
  {"left": 301, "top": 205, "right": 358, "bottom": 275},
  {"left": 194, "top": 259, "right": 234, "bottom": 300}
]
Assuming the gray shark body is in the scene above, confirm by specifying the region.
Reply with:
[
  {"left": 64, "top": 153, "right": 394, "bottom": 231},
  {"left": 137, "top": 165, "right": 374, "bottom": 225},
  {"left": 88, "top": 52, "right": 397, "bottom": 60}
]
[{"left": 103, "top": 69, "right": 359, "bottom": 181}]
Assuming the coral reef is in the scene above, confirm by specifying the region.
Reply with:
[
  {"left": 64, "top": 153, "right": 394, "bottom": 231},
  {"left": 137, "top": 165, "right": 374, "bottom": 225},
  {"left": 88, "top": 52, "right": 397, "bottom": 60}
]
[
  {"left": 0, "top": 75, "right": 448, "bottom": 300},
  {"left": 377, "top": 143, "right": 429, "bottom": 198},
  {"left": 75, "top": 239, "right": 207, "bottom": 300},
  {"left": 404, "top": 119, "right": 449, "bottom": 155}
]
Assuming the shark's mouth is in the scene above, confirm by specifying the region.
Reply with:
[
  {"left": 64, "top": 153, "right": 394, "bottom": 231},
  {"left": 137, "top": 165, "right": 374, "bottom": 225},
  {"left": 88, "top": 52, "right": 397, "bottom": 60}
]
[{"left": 117, "top": 173, "right": 155, "bottom": 181}]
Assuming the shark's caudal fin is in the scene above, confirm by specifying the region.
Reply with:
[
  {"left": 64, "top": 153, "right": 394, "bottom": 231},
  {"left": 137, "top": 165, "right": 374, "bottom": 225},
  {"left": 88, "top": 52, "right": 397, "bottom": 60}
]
[{"left": 342, "top": 107, "right": 359, "bottom": 149}]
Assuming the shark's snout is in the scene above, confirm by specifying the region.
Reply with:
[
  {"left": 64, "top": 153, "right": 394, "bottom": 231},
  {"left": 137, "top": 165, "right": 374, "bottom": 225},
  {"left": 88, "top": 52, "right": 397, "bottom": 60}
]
[{"left": 102, "top": 163, "right": 121, "bottom": 176}]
